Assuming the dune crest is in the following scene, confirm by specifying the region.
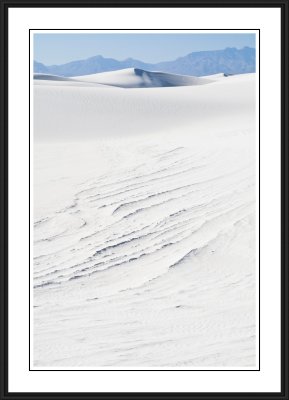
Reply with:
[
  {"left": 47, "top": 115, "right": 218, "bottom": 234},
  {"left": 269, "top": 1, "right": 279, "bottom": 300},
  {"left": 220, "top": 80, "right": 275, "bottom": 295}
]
[{"left": 77, "top": 68, "right": 215, "bottom": 88}]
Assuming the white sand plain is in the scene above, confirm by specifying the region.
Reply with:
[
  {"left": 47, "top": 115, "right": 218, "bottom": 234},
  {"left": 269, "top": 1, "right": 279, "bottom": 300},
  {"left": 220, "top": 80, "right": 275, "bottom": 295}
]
[{"left": 33, "top": 68, "right": 257, "bottom": 368}]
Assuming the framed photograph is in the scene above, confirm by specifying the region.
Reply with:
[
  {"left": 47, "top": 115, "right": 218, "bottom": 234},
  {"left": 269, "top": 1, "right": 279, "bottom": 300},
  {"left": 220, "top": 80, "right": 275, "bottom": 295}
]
[{"left": 1, "top": 0, "right": 288, "bottom": 398}]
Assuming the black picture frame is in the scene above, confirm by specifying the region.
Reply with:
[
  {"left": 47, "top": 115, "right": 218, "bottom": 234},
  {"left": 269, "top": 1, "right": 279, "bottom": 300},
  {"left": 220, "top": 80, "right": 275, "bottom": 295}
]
[{"left": 0, "top": 0, "right": 288, "bottom": 399}]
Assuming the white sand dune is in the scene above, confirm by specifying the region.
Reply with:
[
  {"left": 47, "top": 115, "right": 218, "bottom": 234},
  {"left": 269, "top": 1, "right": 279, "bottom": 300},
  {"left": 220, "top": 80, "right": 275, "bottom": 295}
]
[
  {"left": 77, "top": 68, "right": 214, "bottom": 88},
  {"left": 34, "top": 68, "right": 214, "bottom": 88},
  {"left": 33, "top": 73, "right": 108, "bottom": 88},
  {"left": 33, "top": 69, "right": 257, "bottom": 368},
  {"left": 34, "top": 71, "right": 255, "bottom": 141},
  {"left": 34, "top": 73, "right": 76, "bottom": 81}
]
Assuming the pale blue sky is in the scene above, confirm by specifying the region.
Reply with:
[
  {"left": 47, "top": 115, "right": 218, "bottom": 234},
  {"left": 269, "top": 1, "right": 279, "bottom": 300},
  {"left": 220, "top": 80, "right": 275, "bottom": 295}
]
[{"left": 34, "top": 33, "right": 255, "bottom": 65}]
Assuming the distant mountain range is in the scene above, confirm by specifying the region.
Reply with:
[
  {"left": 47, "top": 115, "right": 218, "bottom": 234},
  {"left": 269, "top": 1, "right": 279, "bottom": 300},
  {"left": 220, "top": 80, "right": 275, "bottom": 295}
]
[{"left": 34, "top": 47, "right": 255, "bottom": 77}]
